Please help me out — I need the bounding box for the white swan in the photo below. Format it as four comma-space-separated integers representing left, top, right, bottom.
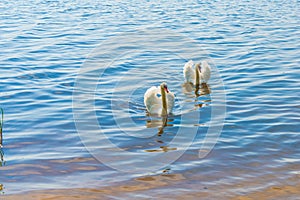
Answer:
183, 60, 211, 86
144, 82, 175, 115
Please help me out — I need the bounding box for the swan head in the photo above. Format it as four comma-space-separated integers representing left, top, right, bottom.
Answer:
195, 63, 201, 73
160, 82, 169, 93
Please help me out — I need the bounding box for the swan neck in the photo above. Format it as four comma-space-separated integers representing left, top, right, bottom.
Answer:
195, 66, 200, 87
161, 87, 168, 116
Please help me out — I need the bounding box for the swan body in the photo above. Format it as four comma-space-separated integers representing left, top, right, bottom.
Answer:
198, 60, 211, 84
183, 60, 211, 85
183, 60, 195, 84
144, 82, 175, 115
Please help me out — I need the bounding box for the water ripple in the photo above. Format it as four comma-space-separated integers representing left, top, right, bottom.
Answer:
0, 0, 299, 198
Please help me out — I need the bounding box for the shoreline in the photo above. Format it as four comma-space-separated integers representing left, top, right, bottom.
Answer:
3, 175, 300, 200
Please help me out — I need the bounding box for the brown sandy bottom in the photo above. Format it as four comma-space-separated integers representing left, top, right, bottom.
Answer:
2, 174, 300, 200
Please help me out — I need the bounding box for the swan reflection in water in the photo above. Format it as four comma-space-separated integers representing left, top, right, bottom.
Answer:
0, 148, 4, 167
182, 82, 211, 96
195, 83, 211, 97
145, 115, 173, 128
144, 115, 177, 152
182, 82, 211, 109
144, 146, 177, 153
145, 115, 173, 136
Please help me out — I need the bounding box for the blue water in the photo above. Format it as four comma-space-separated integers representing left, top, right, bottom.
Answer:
1, 0, 300, 199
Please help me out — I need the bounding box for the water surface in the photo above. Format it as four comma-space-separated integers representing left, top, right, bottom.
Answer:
1, 0, 300, 199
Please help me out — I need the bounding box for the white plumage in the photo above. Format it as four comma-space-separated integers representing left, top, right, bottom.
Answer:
183, 60, 211, 85
199, 60, 211, 84
144, 83, 175, 115
183, 60, 195, 84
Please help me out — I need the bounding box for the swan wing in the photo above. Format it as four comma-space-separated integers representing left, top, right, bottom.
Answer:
167, 92, 175, 114
201, 60, 211, 83
144, 86, 162, 114
183, 60, 195, 84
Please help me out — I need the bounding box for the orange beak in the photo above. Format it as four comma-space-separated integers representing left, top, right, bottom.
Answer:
164, 85, 169, 93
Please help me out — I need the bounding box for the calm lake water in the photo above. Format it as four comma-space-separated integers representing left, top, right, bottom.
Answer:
1, 0, 300, 199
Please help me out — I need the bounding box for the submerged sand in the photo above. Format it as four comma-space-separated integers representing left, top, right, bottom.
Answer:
3, 174, 300, 200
